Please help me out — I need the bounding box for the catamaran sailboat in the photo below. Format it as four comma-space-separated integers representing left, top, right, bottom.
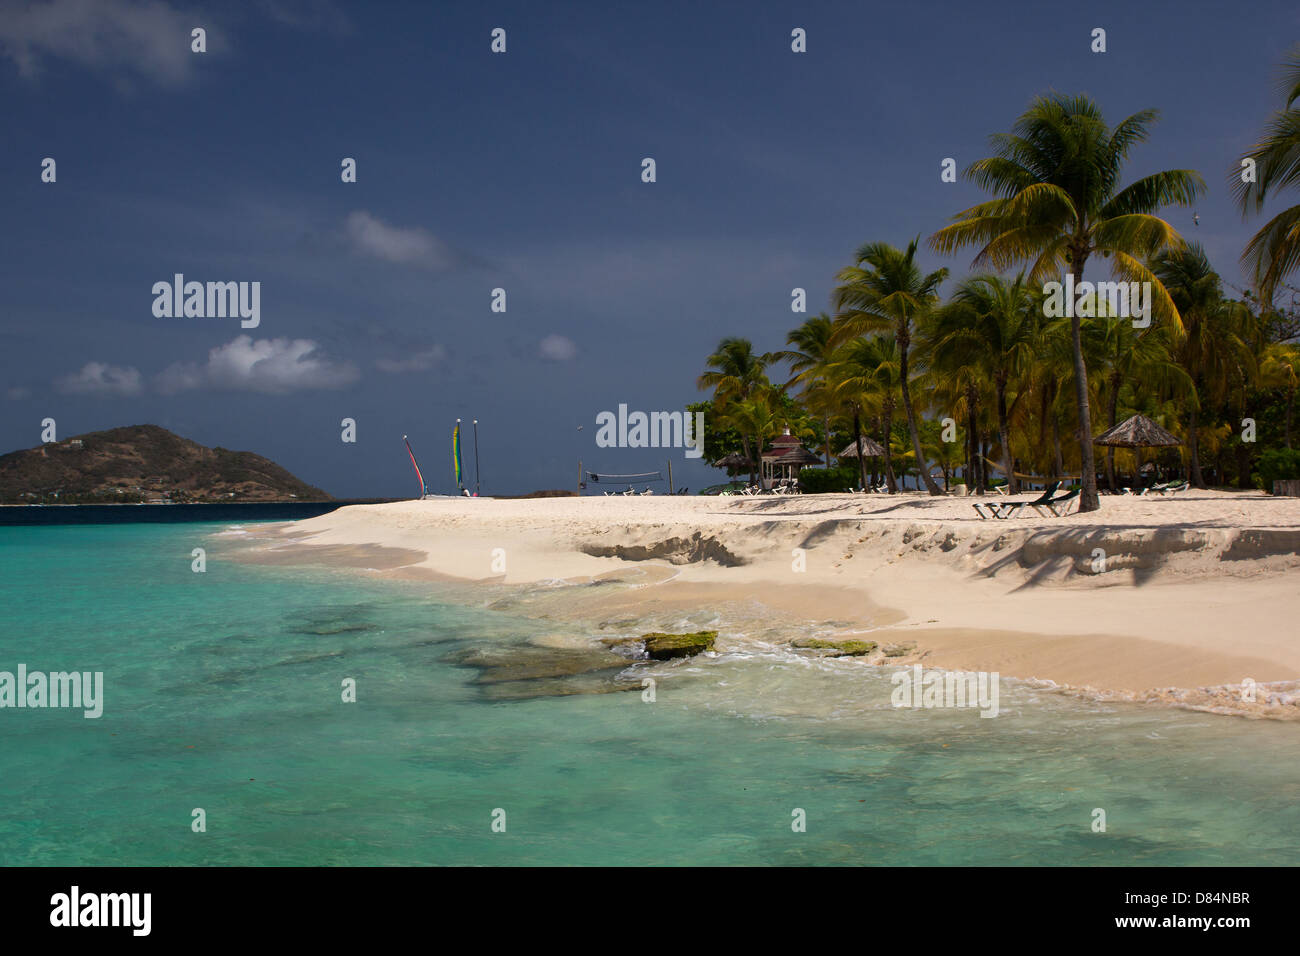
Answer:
403, 422, 487, 498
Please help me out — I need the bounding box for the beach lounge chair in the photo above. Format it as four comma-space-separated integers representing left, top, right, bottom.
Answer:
1030, 486, 1080, 517
1150, 480, 1188, 495
973, 481, 1060, 520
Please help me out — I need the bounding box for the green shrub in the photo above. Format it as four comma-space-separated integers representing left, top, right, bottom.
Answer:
796, 464, 863, 494
1255, 448, 1300, 491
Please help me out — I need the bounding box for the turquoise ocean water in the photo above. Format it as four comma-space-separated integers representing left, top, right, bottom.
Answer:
2, 517, 1298, 866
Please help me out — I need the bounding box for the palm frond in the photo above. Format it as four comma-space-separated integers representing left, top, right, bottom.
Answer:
1241, 203, 1300, 303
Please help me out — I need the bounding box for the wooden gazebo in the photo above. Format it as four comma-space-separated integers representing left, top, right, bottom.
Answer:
761, 429, 817, 487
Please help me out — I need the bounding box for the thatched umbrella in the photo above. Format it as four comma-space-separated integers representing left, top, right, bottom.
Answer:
776, 446, 822, 467
770, 445, 820, 488
837, 436, 886, 458
1094, 414, 1181, 449
1094, 414, 1181, 485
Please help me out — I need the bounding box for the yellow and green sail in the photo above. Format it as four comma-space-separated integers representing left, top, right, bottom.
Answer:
452, 422, 464, 491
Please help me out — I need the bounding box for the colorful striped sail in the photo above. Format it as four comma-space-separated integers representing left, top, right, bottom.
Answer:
453, 422, 464, 491
403, 435, 427, 497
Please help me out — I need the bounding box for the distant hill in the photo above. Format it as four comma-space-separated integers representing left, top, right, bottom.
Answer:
0, 425, 332, 504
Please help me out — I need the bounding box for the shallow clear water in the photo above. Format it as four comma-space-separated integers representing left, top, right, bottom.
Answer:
1, 520, 1297, 865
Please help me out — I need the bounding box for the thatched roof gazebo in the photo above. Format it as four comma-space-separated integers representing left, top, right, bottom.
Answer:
759, 428, 818, 486
1093, 414, 1181, 449
1094, 414, 1181, 487
837, 436, 886, 458
761, 430, 803, 461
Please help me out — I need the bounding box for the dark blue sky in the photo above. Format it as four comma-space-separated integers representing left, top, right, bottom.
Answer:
3, 0, 1296, 496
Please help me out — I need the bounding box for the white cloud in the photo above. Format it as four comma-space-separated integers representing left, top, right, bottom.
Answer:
375, 345, 446, 373
538, 334, 577, 361
156, 335, 359, 394
259, 0, 350, 33
345, 211, 457, 271
55, 361, 143, 396
0, 0, 211, 85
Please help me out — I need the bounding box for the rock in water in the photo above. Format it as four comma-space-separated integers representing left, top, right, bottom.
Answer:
791, 637, 877, 657
642, 631, 717, 660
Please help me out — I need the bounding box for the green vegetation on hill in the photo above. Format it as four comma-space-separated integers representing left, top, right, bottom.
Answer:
0, 424, 331, 504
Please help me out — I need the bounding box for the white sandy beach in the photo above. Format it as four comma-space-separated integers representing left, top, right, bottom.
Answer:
237, 489, 1300, 716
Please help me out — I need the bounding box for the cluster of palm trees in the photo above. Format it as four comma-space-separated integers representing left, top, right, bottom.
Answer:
697, 58, 1300, 513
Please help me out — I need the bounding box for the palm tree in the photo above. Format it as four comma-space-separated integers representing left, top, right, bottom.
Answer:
914, 321, 987, 494
922, 418, 962, 491
1236, 45, 1300, 304
697, 337, 770, 404
722, 389, 783, 486
1080, 296, 1190, 489
1152, 245, 1258, 487
832, 239, 948, 495
826, 334, 900, 492
1260, 343, 1300, 447
928, 273, 1040, 493
1030, 326, 1076, 480
697, 337, 771, 483
930, 93, 1205, 511
774, 313, 838, 466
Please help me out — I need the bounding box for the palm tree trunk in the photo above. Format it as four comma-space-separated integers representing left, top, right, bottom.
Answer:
967, 397, 980, 495
996, 377, 1016, 494
824, 416, 832, 468
1188, 404, 1206, 488
1105, 373, 1120, 491
1068, 255, 1100, 511
883, 402, 897, 493
1037, 384, 1052, 480
870, 415, 880, 487
1286, 387, 1295, 450
741, 435, 754, 487
1236, 388, 1252, 489
851, 407, 868, 492
898, 327, 943, 495
1052, 419, 1064, 478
